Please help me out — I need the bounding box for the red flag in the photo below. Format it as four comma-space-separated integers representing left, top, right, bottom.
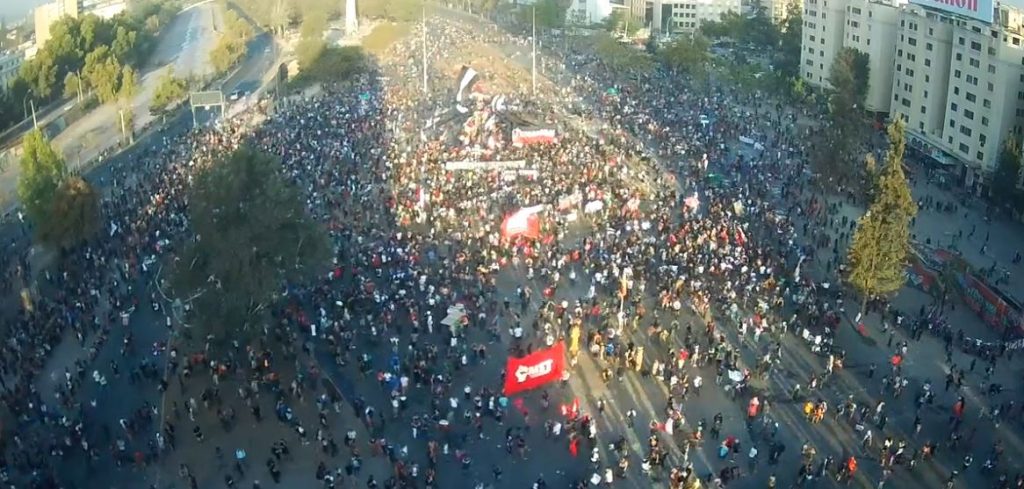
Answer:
503, 342, 566, 396
569, 437, 579, 457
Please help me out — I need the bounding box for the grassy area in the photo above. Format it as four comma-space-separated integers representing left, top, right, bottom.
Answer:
362, 23, 412, 55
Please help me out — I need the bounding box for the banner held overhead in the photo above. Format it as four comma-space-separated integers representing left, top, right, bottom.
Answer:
504, 341, 566, 395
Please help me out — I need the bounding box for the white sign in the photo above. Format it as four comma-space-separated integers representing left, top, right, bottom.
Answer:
514, 359, 554, 383
910, 0, 993, 23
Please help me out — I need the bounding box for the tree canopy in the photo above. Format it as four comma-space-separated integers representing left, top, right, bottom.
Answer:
210, 8, 255, 74
174, 147, 329, 341
991, 138, 1024, 213
590, 32, 654, 76
814, 47, 871, 183
18, 130, 67, 225
658, 35, 711, 75
517, 0, 569, 30
17, 130, 100, 249
150, 70, 188, 116
38, 176, 101, 249
847, 120, 918, 312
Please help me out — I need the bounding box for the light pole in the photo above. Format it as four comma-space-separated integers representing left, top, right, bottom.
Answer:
532, 5, 537, 96
422, 4, 428, 95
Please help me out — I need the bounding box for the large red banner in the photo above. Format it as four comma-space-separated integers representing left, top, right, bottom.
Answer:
504, 342, 565, 395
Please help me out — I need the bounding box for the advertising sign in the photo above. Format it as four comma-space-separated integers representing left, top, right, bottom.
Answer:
503, 342, 566, 395
910, 0, 993, 24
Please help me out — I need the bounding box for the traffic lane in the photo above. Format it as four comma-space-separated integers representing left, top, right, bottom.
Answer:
222, 33, 276, 97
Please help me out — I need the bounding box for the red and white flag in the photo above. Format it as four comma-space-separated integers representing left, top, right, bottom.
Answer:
501, 205, 545, 240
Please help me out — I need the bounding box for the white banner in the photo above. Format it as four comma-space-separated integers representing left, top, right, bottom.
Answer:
445, 160, 526, 171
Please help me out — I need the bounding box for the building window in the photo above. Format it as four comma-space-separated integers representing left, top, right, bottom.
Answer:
921, 106, 926, 114
960, 125, 972, 137
970, 40, 982, 51
966, 92, 976, 103
964, 109, 974, 119
949, 119, 956, 128
954, 69, 962, 78
951, 103, 958, 112
908, 37, 917, 46
983, 99, 991, 108
954, 87, 960, 95
982, 116, 989, 126
979, 135, 987, 147
924, 59, 931, 67
902, 98, 911, 107
977, 151, 984, 160
956, 53, 962, 61
926, 42, 933, 51
959, 142, 969, 154
969, 58, 979, 68
924, 90, 929, 98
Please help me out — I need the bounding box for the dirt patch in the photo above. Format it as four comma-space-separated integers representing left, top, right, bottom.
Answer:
435, 42, 555, 95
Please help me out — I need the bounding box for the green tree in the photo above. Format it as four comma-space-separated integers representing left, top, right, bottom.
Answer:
144, 14, 161, 34
17, 129, 67, 226
991, 137, 1023, 211
816, 47, 870, 182
84, 46, 123, 103
775, 4, 802, 79
847, 120, 918, 316
658, 35, 710, 75
603, 10, 639, 36
119, 65, 137, 100
517, 0, 569, 29
38, 176, 100, 249
63, 71, 85, 100
591, 32, 654, 76
150, 70, 188, 115
173, 147, 329, 341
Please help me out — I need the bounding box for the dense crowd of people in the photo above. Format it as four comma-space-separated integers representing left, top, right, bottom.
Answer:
0, 12, 1020, 489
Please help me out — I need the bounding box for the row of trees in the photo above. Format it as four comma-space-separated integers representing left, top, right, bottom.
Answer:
0, 0, 178, 131
992, 138, 1024, 214
210, 7, 255, 74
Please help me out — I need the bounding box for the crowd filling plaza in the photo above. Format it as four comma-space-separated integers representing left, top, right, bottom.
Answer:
0, 13, 1022, 489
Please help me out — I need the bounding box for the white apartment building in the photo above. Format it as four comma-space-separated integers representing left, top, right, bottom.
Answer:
652, 0, 742, 34
844, 0, 901, 111
801, 0, 849, 86
801, 0, 903, 112
763, 0, 804, 24
891, 2, 1024, 188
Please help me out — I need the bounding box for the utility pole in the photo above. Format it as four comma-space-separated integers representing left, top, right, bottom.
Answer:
76, 69, 84, 103
422, 4, 428, 95
532, 5, 537, 96
119, 108, 132, 145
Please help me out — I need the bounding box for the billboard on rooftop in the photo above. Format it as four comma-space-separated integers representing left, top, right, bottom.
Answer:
910, 0, 994, 24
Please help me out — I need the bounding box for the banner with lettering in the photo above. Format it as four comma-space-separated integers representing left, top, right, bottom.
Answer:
503, 342, 566, 395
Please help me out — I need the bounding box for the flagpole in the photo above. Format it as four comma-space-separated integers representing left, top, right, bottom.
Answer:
532, 5, 537, 96
422, 4, 428, 95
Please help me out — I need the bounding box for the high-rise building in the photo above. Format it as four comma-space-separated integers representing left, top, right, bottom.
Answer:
891, 2, 1024, 190
800, 0, 851, 86
844, 0, 902, 112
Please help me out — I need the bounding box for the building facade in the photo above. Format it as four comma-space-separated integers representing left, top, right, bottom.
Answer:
763, 0, 804, 24
0, 50, 24, 92
891, 2, 1024, 187
844, 0, 901, 111
652, 0, 742, 34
